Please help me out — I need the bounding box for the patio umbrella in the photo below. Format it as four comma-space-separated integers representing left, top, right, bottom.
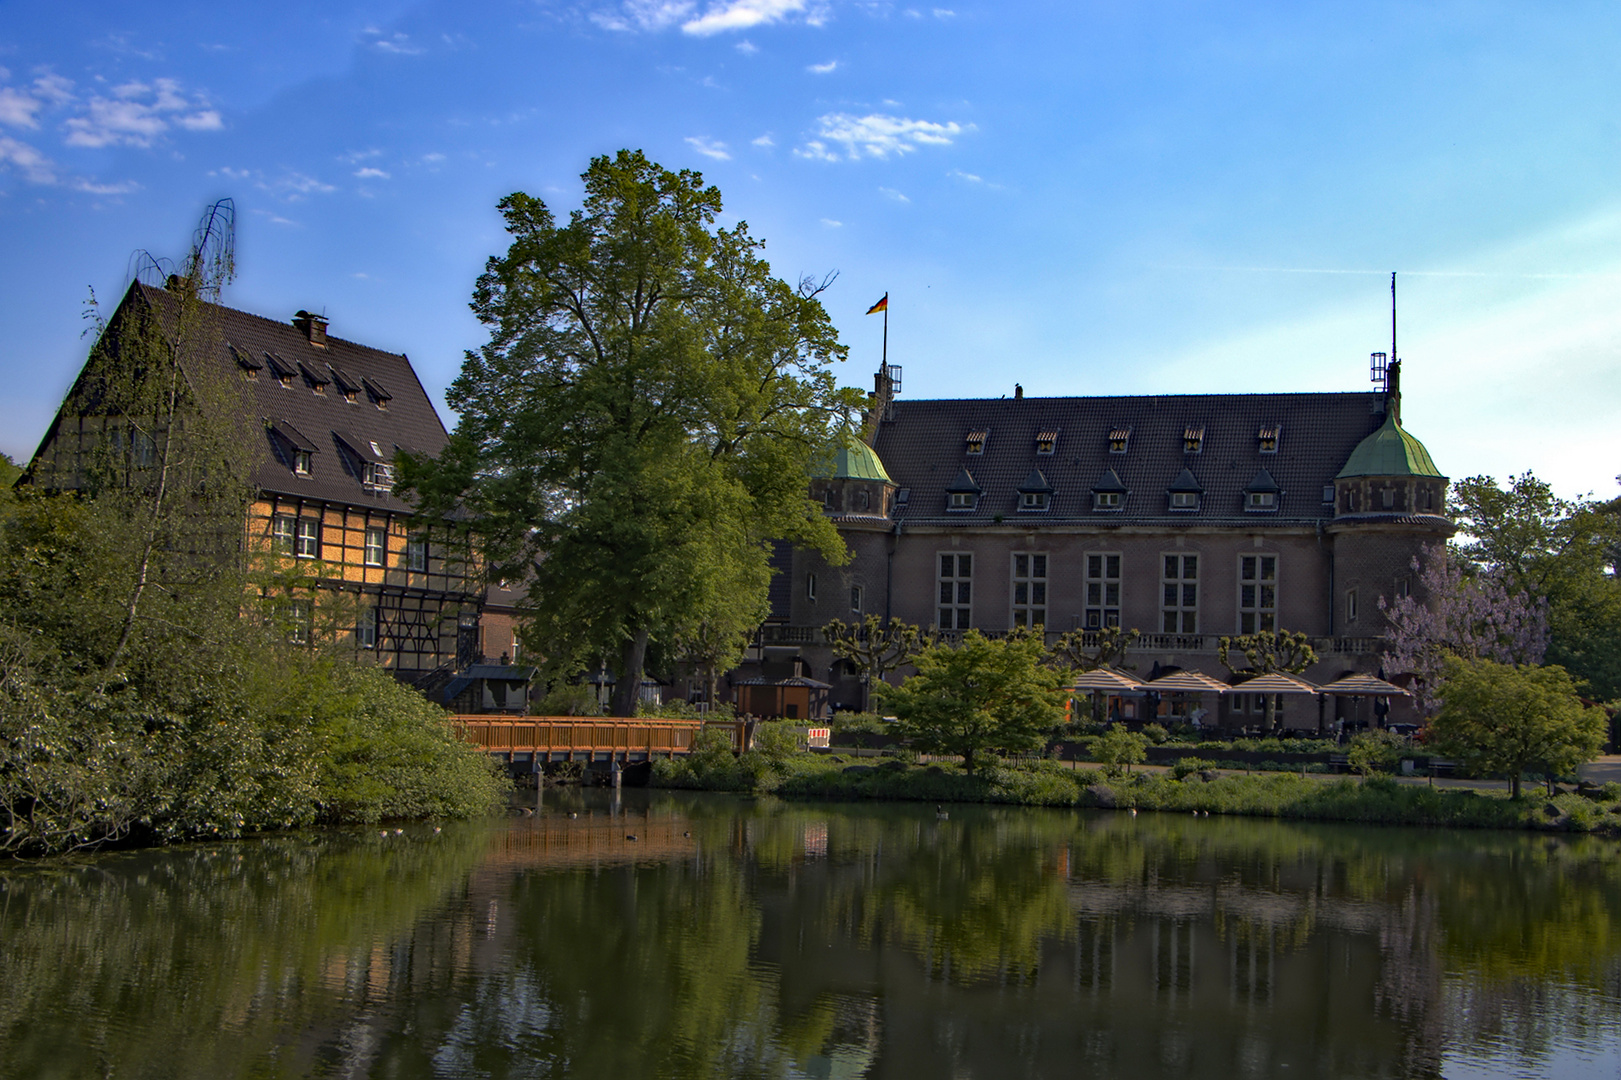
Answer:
1231, 672, 1320, 695
1139, 670, 1232, 694
1318, 673, 1410, 696
1068, 667, 1143, 725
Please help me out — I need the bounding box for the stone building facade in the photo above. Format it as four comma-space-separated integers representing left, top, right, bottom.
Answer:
741, 362, 1451, 730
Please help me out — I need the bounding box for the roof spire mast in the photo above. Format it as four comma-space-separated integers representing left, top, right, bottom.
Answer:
1391, 271, 1397, 366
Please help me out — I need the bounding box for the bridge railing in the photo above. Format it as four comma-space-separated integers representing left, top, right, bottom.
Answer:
449, 715, 707, 754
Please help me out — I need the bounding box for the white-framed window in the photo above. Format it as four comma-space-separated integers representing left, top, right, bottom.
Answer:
948, 491, 975, 511
1094, 490, 1122, 511
293, 450, 312, 476
1170, 491, 1198, 510
1085, 553, 1121, 629
288, 598, 312, 645
407, 537, 427, 572
357, 606, 377, 649
295, 518, 320, 559
1020, 491, 1050, 512
1345, 588, 1359, 625
363, 461, 395, 489
850, 584, 863, 613
1239, 554, 1278, 633
938, 553, 972, 630
1247, 491, 1276, 510
364, 526, 386, 567
806, 572, 817, 601
1011, 553, 1047, 628
1161, 554, 1198, 634
1395, 576, 1411, 600
271, 514, 296, 555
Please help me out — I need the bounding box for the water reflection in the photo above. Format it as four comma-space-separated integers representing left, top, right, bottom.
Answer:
2, 794, 1619, 1079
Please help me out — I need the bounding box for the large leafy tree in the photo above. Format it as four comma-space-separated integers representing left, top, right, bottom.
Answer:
1450, 472, 1621, 700
1429, 656, 1606, 798
405, 151, 862, 715
880, 630, 1068, 775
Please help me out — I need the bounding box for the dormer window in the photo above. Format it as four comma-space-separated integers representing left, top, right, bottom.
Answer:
265, 352, 297, 389
1095, 491, 1122, 510
231, 344, 262, 380
946, 467, 981, 512
1017, 468, 1053, 513
294, 451, 312, 476
1244, 467, 1281, 513
1259, 424, 1281, 453
1109, 427, 1131, 454
965, 430, 988, 455
1036, 431, 1058, 456
363, 461, 395, 489
1092, 468, 1128, 512
1183, 425, 1205, 454
362, 376, 392, 410
298, 361, 330, 395
329, 365, 363, 405
1167, 467, 1202, 513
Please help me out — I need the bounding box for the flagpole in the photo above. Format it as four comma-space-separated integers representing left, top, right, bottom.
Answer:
882, 299, 888, 374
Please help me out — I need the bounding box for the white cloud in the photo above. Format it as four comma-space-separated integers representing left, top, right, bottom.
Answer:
683, 0, 806, 35
72, 178, 140, 195
879, 186, 909, 202
948, 168, 981, 183
32, 74, 75, 106
593, 0, 695, 31
422, 152, 446, 163
685, 135, 731, 160
364, 29, 426, 55
0, 136, 56, 184
354, 167, 391, 179
752, 133, 775, 147
60, 76, 221, 148
798, 112, 971, 160
820, 217, 841, 227
257, 171, 336, 200
251, 208, 300, 227
0, 87, 43, 129
808, 59, 838, 74
735, 38, 758, 53
933, 7, 955, 16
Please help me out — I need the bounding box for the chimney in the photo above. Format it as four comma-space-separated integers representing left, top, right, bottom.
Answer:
1014, 383, 1023, 400
293, 310, 328, 349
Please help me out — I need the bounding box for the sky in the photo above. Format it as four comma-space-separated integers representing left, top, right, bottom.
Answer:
2, 1, 1619, 500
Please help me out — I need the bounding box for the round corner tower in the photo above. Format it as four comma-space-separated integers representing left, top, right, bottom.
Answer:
1325, 361, 1454, 637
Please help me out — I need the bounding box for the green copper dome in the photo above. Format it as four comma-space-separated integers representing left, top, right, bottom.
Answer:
813, 438, 892, 483
1336, 412, 1444, 479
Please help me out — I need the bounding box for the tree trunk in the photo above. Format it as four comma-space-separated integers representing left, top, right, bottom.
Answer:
611, 628, 651, 717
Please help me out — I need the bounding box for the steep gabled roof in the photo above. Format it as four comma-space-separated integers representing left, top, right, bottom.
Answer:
100, 282, 450, 512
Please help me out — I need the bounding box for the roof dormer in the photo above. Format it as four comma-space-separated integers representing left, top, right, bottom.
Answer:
965, 429, 988, 455
1035, 430, 1059, 455
946, 467, 981, 512
1245, 467, 1281, 512
1183, 425, 1205, 454
1092, 468, 1127, 512
1258, 423, 1281, 454
1167, 467, 1202, 512
1017, 467, 1053, 512
1109, 426, 1131, 454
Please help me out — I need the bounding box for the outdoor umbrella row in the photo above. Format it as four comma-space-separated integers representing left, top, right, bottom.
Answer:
1066, 667, 1410, 722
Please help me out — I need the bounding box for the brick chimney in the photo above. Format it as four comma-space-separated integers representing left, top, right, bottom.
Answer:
293, 310, 328, 349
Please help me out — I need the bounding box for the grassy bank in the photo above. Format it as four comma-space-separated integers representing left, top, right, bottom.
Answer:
652, 749, 1621, 834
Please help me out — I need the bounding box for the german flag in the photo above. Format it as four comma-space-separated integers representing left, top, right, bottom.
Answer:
865, 293, 888, 315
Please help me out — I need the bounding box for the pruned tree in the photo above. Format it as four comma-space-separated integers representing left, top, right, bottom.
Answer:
1218, 629, 1318, 732
401, 151, 865, 715
1379, 543, 1548, 717
822, 615, 926, 711
1050, 625, 1140, 673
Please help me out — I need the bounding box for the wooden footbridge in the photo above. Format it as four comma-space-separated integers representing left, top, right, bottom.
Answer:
450, 715, 743, 772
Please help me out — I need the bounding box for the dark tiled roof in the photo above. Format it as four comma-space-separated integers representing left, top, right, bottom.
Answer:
873, 391, 1391, 526
133, 283, 447, 512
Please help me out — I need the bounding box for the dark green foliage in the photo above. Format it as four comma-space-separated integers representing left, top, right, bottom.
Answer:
880, 629, 1068, 775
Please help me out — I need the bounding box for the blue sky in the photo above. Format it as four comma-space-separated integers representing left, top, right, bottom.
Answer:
3, 1, 1619, 499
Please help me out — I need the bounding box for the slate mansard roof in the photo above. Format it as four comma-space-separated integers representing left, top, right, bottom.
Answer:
871, 391, 1396, 526
61, 282, 451, 514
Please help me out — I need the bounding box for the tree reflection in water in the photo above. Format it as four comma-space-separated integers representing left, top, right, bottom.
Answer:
2, 791, 1619, 1079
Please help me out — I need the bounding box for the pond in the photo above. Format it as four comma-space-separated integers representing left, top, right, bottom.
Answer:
2, 790, 1618, 1079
